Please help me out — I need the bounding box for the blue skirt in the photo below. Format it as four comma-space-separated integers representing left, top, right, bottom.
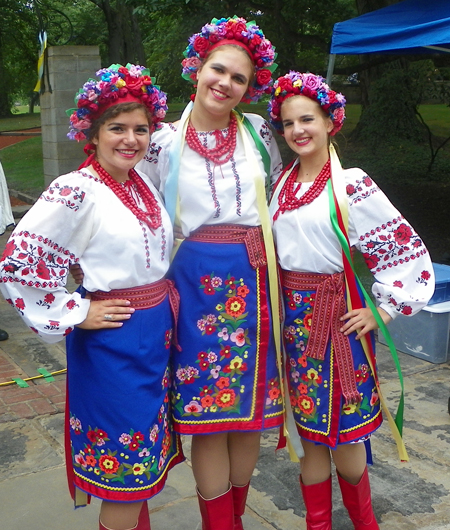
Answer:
169, 234, 284, 434
282, 273, 382, 448
65, 297, 184, 502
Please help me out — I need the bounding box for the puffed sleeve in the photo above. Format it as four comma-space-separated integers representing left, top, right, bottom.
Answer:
136, 122, 172, 195
346, 168, 435, 319
0, 171, 94, 343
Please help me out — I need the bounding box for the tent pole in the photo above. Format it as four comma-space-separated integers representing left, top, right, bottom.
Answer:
326, 54, 336, 85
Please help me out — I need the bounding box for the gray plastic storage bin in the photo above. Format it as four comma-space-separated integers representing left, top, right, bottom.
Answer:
378, 301, 450, 364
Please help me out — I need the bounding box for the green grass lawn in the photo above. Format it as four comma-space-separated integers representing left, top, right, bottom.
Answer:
0, 137, 44, 197
0, 111, 41, 133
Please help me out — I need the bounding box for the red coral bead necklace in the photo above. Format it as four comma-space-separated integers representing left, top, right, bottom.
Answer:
92, 160, 162, 230
273, 159, 331, 221
186, 113, 237, 165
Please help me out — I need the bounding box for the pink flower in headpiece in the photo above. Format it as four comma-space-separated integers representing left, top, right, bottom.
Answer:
128, 64, 144, 77
86, 89, 97, 101
148, 90, 161, 104
332, 108, 345, 129
155, 108, 166, 119
302, 74, 322, 91
182, 57, 202, 70
70, 115, 91, 130
257, 40, 275, 62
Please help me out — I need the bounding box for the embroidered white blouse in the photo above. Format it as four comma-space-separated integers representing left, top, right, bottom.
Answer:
0, 168, 172, 343
269, 164, 434, 319
136, 113, 283, 237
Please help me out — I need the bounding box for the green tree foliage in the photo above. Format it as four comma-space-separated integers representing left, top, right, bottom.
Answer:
0, 1, 37, 117
343, 1, 450, 178
137, 0, 356, 100
0, 0, 357, 112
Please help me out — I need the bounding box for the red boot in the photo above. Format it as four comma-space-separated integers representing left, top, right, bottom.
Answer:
338, 467, 379, 529
99, 501, 151, 530
197, 484, 234, 530
232, 482, 250, 530
300, 475, 332, 530
137, 501, 151, 530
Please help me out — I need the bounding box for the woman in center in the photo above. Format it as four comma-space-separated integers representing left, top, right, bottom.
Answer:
137, 16, 284, 530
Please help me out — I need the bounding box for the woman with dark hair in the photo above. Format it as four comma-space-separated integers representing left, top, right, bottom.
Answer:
0, 64, 184, 530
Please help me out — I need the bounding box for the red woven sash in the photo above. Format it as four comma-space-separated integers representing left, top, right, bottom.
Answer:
91, 279, 180, 349
282, 269, 361, 405
188, 224, 267, 269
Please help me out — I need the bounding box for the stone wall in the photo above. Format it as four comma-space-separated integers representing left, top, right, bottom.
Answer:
40, 46, 101, 187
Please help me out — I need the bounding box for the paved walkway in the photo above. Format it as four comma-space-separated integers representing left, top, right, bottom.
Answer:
0, 128, 41, 150
1, 208, 450, 529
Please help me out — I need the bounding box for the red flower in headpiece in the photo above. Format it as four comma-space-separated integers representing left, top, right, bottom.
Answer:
277, 77, 293, 92
77, 99, 98, 113
256, 69, 272, 87
194, 36, 210, 55
125, 74, 144, 92
249, 35, 262, 49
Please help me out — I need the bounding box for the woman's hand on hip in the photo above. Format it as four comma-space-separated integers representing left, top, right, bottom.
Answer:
70, 264, 85, 285
77, 299, 135, 330
339, 307, 391, 340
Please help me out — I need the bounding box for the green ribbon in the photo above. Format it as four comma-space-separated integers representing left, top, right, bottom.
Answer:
327, 179, 405, 436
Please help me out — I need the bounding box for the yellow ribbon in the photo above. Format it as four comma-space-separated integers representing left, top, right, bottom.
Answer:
33, 31, 47, 93
236, 113, 303, 462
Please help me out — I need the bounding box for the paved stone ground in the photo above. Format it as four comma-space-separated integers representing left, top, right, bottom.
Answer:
1, 215, 450, 529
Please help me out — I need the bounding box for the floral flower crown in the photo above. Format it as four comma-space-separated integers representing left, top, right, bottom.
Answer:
181, 16, 277, 103
268, 71, 346, 135
66, 63, 168, 142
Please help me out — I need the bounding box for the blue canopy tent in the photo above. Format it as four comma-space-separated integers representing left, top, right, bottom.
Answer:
327, 0, 450, 84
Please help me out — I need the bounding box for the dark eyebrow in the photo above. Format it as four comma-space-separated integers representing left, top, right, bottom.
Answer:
282, 113, 314, 124
108, 122, 149, 128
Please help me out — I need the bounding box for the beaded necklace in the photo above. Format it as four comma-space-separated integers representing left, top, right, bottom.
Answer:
273, 159, 331, 221
185, 113, 237, 165
92, 160, 162, 230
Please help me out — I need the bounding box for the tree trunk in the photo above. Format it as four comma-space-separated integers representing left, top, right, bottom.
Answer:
94, 0, 146, 65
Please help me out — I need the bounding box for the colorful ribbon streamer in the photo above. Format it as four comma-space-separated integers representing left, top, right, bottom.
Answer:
327, 145, 408, 461
34, 30, 48, 93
